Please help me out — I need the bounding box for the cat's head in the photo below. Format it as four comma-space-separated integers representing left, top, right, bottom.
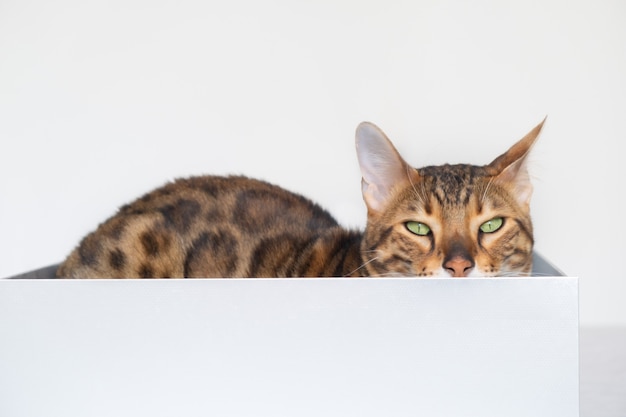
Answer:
355, 119, 544, 278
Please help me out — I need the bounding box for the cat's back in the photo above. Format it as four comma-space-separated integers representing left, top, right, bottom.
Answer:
56, 175, 344, 278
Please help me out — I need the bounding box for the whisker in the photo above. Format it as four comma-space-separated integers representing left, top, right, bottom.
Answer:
497, 270, 534, 278
366, 272, 407, 278
344, 255, 380, 277
406, 165, 426, 206
529, 272, 561, 277
481, 177, 495, 204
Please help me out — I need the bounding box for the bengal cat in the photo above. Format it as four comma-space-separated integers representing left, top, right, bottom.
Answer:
56, 120, 545, 278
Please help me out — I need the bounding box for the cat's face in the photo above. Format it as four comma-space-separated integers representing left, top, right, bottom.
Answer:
356, 120, 544, 278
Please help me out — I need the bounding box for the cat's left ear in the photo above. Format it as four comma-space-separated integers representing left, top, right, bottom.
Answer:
488, 117, 546, 207
355, 122, 418, 213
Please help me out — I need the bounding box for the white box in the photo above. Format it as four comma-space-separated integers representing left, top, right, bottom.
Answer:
0, 254, 578, 417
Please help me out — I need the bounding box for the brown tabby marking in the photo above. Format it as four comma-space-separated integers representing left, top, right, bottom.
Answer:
56, 120, 544, 278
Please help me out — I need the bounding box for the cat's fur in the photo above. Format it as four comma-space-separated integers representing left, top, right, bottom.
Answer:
56, 120, 544, 279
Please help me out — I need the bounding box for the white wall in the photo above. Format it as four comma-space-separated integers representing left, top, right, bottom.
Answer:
1, 0, 624, 326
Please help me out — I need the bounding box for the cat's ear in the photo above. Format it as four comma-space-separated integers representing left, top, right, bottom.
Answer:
488, 117, 546, 207
355, 122, 418, 213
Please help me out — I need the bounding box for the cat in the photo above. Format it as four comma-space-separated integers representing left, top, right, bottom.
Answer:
56, 119, 545, 279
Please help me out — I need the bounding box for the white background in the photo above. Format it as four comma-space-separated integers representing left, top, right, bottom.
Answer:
0, 0, 624, 326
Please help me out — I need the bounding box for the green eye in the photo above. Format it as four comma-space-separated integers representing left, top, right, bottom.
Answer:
480, 217, 504, 233
406, 221, 431, 236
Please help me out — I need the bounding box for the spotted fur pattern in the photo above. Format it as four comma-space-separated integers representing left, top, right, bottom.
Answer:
56, 120, 544, 278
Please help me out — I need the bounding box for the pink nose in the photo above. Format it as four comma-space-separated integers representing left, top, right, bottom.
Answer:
444, 256, 474, 277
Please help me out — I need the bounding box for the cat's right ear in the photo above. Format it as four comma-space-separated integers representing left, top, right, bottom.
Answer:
355, 122, 418, 213
487, 118, 546, 208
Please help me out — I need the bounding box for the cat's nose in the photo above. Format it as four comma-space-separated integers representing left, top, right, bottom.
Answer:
443, 256, 475, 277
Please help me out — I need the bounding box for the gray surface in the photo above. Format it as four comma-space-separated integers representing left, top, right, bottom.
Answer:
580, 327, 626, 417
6, 263, 59, 279
0, 278, 578, 417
